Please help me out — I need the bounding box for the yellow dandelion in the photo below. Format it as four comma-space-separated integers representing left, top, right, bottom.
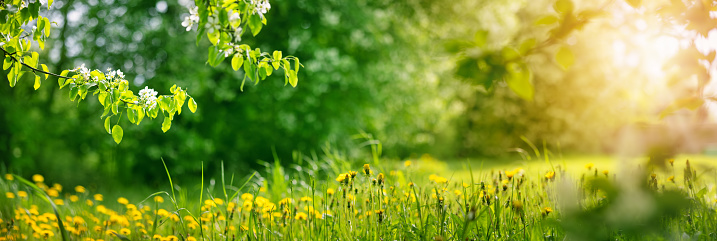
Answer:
154, 196, 164, 203
505, 170, 516, 179
119, 228, 131, 235
585, 163, 594, 170
54, 199, 64, 206
46, 189, 59, 197
5, 174, 13, 180
241, 193, 254, 201
335, 173, 350, 184
117, 197, 129, 205
377, 173, 385, 185
668, 176, 675, 183
86, 200, 94, 206
94, 194, 103, 201
32, 174, 44, 183
363, 164, 371, 176
5, 192, 15, 199
602, 170, 609, 177
52, 183, 62, 192
404, 160, 412, 167
39, 230, 54, 239
295, 212, 308, 220
545, 171, 555, 180
75, 186, 86, 193
70, 195, 79, 202
326, 188, 335, 195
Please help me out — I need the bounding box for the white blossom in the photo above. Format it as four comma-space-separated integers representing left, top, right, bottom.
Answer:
224, 48, 234, 58
228, 11, 241, 24
205, 15, 220, 33
139, 86, 158, 110
73, 64, 91, 80
181, 6, 199, 31
233, 27, 242, 42
250, 0, 271, 20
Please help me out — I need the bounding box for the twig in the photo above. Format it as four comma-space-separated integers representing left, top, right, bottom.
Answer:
1, 46, 72, 79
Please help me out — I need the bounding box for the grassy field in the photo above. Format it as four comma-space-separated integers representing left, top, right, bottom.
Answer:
1, 154, 717, 240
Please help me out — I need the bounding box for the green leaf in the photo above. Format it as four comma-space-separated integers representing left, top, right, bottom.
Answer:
104, 117, 112, 134
70, 86, 80, 101
555, 46, 575, 70
554, 0, 574, 14
101, 105, 112, 118
243, 57, 254, 83
501, 47, 521, 61
3, 57, 11, 70
231, 55, 244, 71
505, 62, 534, 101
188, 97, 197, 113
41, 64, 49, 80
248, 14, 263, 36
473, 30, 488, 47
294, 58, 301, 74
29, 2, 41, 19
288, 69, 298, 87
207, 30, 220, 46
111, 125, 123, 144
127, 108, 137, 124
696, 187, 707, 197
112, 102, 119, 114
98, 92, 108, 107
43, 17, 51, 36
136, 107, 145, 125
7, 64, 17, 87
273, 51, 282, 62
535, 15, 559, 25
34, 75, 41, 90
161, 115, 172, 133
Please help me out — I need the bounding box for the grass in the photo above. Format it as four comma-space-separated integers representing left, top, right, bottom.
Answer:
1, 153, 717, 240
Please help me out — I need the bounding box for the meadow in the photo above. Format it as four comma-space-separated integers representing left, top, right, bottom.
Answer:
2, 152, 716, 241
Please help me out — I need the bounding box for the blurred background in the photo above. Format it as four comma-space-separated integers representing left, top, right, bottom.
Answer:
1, 0, 716, 187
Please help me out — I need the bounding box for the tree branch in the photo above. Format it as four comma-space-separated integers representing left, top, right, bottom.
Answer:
1, 47, 73, 79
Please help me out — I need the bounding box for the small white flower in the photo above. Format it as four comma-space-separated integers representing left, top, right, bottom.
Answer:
233, 27, 242, 42
224, 48, 234, 58
182, 17, 194, 31
229, 11, 241, 24
116, 69, 125, 79
205, 15, 220, 33
139, 86, 159, 110
251, 0, 271, 20
74, 64, 91, 80
181, 6, 200, 31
